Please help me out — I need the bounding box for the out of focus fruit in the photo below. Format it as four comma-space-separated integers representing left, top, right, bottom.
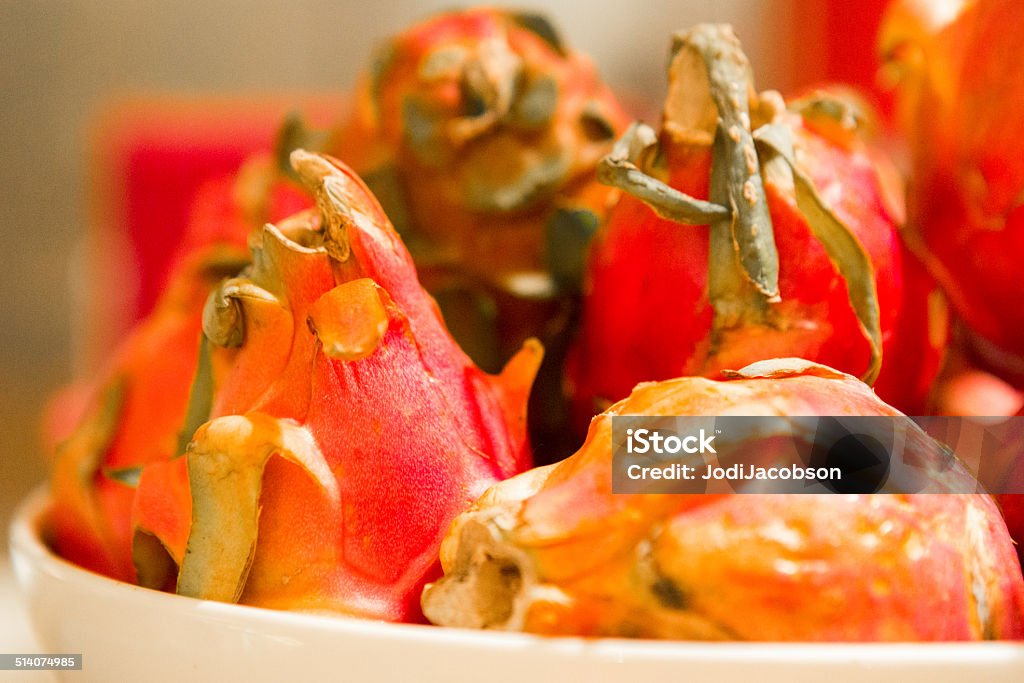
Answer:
881, 0, 1024, 384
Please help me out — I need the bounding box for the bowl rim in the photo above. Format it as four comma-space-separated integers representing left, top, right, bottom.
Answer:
9, 485, 1024, 664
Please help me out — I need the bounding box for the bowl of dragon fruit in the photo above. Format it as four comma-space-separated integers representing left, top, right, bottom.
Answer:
11, 3, 1024, 682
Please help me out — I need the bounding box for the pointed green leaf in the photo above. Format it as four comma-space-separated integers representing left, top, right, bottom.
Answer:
545, 207, 600, 291
754, 123, 883, 384
175, 334, 215, 456
102, 464, 143, 488
676, 24, 779, 300
597, 122, 730, 224
511, 12, 566, 56
274, 111, 329, 181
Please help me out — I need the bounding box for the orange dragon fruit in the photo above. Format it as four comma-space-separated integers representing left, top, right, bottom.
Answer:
337, 7, 628, 307
47, 92, 386, 585
46, 143, 313, 583
568, 24, 944, 425
48, 246, 249, 583
880, 0, 1024, 384
423, 359, 1024, 641
130, 151, 541, 622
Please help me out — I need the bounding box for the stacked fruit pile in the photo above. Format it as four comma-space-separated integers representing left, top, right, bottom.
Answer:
44, 4, 1024, 640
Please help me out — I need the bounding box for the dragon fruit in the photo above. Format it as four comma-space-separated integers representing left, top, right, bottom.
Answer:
423, 358, 1024, 640
568, 24, 944, 425
46, 144, 315, 583
130, 151, 541, 622
336, 7, 628, 303
332, 9, 629, 458
49, 243, 249, 582
880, 0, 1024, 384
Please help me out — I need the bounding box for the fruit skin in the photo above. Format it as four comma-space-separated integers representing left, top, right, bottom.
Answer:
998, 490, 1024, 568
48, 243, 249, 582
569, 25, 943, 425
995, 406, 1024, 569
870, 239, 948, 413
931, 355, 1024, 570
934, 357, 1023, 418
423, 359, 1024, 641
333, 8, 630, 462
132, 152, 541, 623
46, 155, 308, 583
881, 0, 1024, 383
336, 7, 628, 296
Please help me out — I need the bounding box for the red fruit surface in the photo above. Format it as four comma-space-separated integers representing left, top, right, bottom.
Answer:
425, 358, 1024, 640
132, 152, 541, 622
47, 157, 307, 582
881, 0, 1024, 382
570, 26, 942, 424
336, 7, 629, 288
996, 406, 1024, 568
49, 243, 248, 581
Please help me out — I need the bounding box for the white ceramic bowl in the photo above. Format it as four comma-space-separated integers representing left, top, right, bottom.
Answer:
9, 488, 1024, 683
